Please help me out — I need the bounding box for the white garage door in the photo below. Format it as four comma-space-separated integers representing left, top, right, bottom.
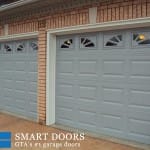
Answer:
55, 29, 150, 144
0, 39, 38, 120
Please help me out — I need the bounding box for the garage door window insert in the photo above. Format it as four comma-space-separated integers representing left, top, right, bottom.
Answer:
4, 44, 12, 53
104, 34, 123, 47
60, 39, 73, 48
80, 36, 96, 48
31, 42, 38, 51
16, 43, 25, 52
132, 33, 150, 46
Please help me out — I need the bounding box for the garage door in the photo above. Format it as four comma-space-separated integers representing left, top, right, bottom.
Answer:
0, 39, 38, 120
55, 29, 150, 144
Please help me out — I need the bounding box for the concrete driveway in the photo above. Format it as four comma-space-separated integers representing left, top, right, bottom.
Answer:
0, 113, 148, 150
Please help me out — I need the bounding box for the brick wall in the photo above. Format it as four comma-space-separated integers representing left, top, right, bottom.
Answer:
97, 0, 150, 22
8, 20, 38, 35
46, 8, 89, 29
0, 0, 150, 124
38, 20, 47, 124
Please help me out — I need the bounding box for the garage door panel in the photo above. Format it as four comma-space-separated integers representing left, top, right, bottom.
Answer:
29, 103, 37, 111
103, 87, 124, 104
56, 107, 74, 121
12, 56, 26, 61
3, 80, 14, 89
13, 72, 27, 80
56, 96, 75, 108
102, 114, 124, 131
127, 132, 150, 144
103, 60, 125, 76
13, 90, 26, 98
27, 72, 37, 82
57, 83, 74, 98
128, 106, 150, 122
79, 60, 98, 77
29, 92, 37, 101
1, 71, 13, 80
28, 62, 37, 72
78, 111, 96, 127
77, 51, 99, 58
28, 82, 37, 93
14, 108, 25, 115
15, 62, 26, 71
79, 85, 97, 101
77, 101, 97, 113
56, 50, 75, 56
102, 128, 125, 139
130, 60, 150, 76
3, 88, 13, 97
128, 119, 150, 136
14, 81, 26, 91
101, 102, 124, 117
15, 99, 25, 107
56, 60, 74, 75
129, 59, 150, 83
129, 90, 150, 107
0, 39, 38, 120
56, 118, 75, 127
78, 123, 96, 132
2, 62, 15, 70
56, 97, 75, 110
56, 30, 150, 144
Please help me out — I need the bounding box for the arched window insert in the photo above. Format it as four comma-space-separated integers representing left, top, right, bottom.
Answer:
4, 44, 12, 52
133, 33, 150, 45
105, 35, 123, 47
31, 42, 38, 51
16, 44, 24, 52
80, 38, 95, 48
61, 39, 73, 48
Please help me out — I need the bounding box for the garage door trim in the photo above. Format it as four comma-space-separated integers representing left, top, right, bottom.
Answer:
46, 17, 150, 125
0, 31, 38, 42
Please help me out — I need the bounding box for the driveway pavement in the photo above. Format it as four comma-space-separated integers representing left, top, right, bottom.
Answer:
0, 113, 148, 150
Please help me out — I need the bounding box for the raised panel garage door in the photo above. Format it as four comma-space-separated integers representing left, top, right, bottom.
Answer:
56, 29, 150, 144
0, 39, 38, 120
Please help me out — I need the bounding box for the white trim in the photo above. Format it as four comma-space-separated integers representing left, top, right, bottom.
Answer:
4, 24, 8, 36
0, 0, 40, 12
47, 17, 150, 34
46, 33, 56, 125
46, 17, 150, 125
0, 32, 38, 42
89, 7, 97, 24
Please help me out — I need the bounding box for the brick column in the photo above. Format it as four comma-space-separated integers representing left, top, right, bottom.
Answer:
38, 19, 47, 124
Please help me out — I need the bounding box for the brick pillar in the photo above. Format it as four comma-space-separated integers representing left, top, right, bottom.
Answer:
38, 19, 47, 124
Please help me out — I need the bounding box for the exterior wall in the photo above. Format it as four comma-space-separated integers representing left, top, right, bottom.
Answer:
97, 0, 150, 22
0, 0, 150, 124
46, 8, 89, 29
8, 20, 38, 35
38, 20, 47, 124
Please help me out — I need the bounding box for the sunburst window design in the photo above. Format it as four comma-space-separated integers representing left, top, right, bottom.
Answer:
105, 35, 123, 47
133, 33, 150, 46
31, 42, 38, 51
4, 44, 12, 52
17, 44, 24, 52
61, 39, 73, 48
80, 38, 95, 48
